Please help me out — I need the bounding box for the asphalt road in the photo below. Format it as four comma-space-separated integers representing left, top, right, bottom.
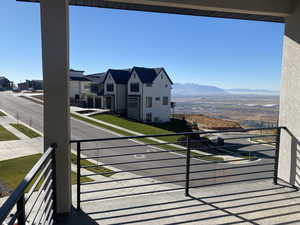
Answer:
0, 92, 277, 197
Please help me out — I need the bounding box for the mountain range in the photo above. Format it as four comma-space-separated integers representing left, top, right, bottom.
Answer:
172, 83, 279, 97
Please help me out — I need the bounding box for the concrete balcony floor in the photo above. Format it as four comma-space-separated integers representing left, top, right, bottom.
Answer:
56, 179, 300, 225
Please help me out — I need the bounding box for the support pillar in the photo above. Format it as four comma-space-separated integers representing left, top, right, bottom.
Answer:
278, 0, 300, 187
40, 0, 71, 214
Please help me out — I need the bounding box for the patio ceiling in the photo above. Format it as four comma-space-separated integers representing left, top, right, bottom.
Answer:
17, 0, 292, 23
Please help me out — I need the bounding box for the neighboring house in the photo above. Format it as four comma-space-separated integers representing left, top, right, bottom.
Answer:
86, 73, 106, 108
0, 76, 12, 90
127, 67, 173, 123
18, 80, 43, 91
103, 69, 131, 114
69, 69, 95, 107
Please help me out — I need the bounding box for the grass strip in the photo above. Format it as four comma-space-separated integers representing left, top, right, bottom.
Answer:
90, 114, 183, 143
0, 154, 92, 196
10, 123, 41, 138
71, 153, 116, 177
0, 125, 19, 141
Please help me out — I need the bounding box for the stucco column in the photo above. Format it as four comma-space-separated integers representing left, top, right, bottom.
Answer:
278, 0, 300, 187
40, 0, 71, 214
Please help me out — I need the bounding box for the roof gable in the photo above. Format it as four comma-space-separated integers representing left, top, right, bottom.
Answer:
104, 69, 131, 84
131, 67, 173, 84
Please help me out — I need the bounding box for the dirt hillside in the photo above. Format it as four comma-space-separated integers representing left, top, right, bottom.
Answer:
176, 114, 242, 130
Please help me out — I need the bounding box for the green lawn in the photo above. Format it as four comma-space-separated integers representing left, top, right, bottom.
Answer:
90, 114, 184, 143
71, 153, 116, 177
10, 123, 41, 138
0, 111, 6, 116
0, 154, 92, 195
0, 125, 19, 141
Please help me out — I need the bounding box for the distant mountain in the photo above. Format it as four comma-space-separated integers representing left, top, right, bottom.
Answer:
226, 88, 279, 95
172, 83, 228, 96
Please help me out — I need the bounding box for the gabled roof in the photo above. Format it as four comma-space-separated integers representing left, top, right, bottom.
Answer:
70, 76, 90, 81
86, 73, 106, 84
132, 67, 173, 85
105, 69, 131, 84
0, 76, 9, 81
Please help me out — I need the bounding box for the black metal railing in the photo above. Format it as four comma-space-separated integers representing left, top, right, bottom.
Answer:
71, 127, 283, 210
0, 144, 57, 225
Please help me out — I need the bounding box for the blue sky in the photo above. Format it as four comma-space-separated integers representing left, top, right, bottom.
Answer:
1, 0, 284, 90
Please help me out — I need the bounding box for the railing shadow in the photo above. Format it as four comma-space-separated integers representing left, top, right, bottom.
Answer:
78, 182, 300, 225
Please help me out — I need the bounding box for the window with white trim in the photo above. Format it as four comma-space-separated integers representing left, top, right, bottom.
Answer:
146, 113, 152, 122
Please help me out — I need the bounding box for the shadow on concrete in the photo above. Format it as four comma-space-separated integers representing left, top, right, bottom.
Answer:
75, 181, 300, 225
55, 207, 98, 225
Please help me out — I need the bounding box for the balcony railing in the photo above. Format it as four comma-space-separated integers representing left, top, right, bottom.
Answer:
71, 127, 288, 211
0, 144, 57, 225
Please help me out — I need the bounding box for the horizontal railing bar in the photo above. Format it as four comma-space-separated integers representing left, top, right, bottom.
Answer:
30, 188, 53, 225
82, 187, 185, 202
70, 127, 282, 143
26, 177, 53, 221
80, 141, 180, 152
190, 176, 273, 189
196, 142, 276, 152
25, 168, 52, 214
81, 157, 258, 177
81, 175, 275, 202
45, 210, 54, 225
0, 146, 54, 224
222, 134, 277, 141
38, 199, 53, 225
81, 169, 274, 194
81, 164, 187, 177
26, 159, 52, 203
81, 148, 185, 160
81, 156, 185, 168
7, 211, 19, 225
81, 162, 274, 186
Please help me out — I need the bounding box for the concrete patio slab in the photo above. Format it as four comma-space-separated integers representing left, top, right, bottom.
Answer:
65, 179, 300, 225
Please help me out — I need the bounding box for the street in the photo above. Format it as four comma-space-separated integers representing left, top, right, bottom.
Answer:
0, 92, 276, 191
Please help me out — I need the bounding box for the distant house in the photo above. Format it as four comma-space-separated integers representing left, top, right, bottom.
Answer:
86, 73, 106, 108
0, 76, 12, 90
103, 69, 131, 114
18, 80, 43, 91
69, 69, 95, 107
127, 67, 173, 123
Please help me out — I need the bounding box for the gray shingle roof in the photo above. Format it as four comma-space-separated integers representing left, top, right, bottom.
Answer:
106, 69, 131, 84
132, 67, 173, 84
86, 73, 106, 84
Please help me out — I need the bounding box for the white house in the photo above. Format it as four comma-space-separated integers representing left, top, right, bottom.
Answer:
69, 69, 95, 107
103, 69, 131, 114
127, 67, 173, 123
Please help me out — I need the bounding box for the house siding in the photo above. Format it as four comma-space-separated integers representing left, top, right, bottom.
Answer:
142, 70, 171, 122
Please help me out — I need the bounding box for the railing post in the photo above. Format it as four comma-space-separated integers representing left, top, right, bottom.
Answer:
17, 194, 26, 225
77, 142, 81, 210
273, 127, 281, 185
51, 144, 57, 220
185, 134, 191, 197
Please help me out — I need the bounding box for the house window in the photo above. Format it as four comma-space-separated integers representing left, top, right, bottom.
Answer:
146, 97, 152, 108
146, 83, 152, 87
163, 96, 169, 105
84, 84, 90, 90
146, 113, 152, 122
130, 83, 139, 92
106, 83, 114, 92
155, 97, 160, 101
